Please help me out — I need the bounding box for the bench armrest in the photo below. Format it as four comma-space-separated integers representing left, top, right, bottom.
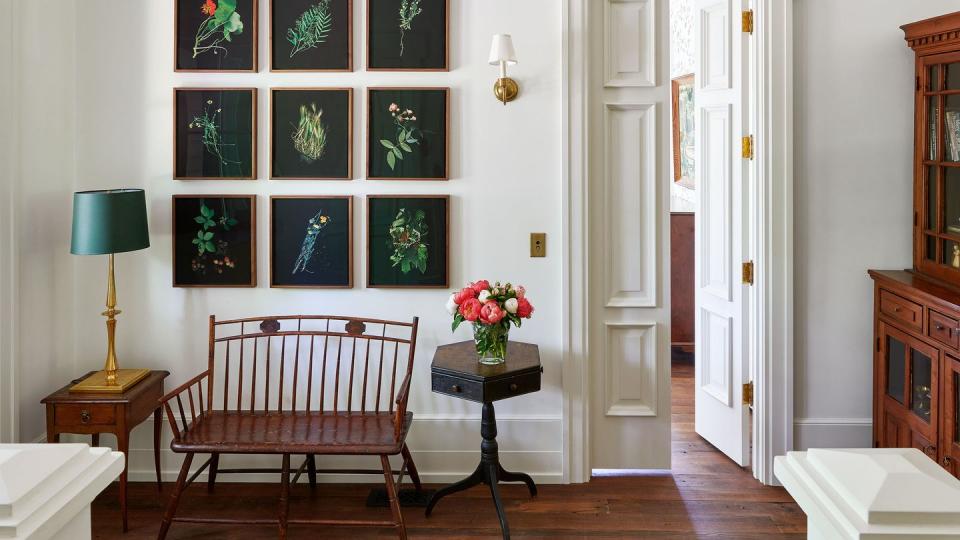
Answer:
159, 370, 210, 441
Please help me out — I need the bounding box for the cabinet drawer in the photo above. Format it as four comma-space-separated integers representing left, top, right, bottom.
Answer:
54, 404, 116, 426
929, 310, 960, 349
879, 289, 923, 331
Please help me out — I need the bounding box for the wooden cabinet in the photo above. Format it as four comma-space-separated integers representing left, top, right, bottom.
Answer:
868, 11, 960, 476
870, 270, 960, 473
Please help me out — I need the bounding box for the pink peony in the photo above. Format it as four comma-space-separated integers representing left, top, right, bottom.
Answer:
479, 301, 506, 325
453, 287, 476, 305
514, 285, 526, 299
471, 279, 491, 294
459, 298, 482, 322
516, 297, 534, 318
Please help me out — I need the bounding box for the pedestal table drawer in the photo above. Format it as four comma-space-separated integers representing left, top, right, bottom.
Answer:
879, 290, 923, 331
929, 310, 960, 349
55, 404, 116, 426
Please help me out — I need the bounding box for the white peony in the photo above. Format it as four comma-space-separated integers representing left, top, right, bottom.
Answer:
478, 290, 491, 303
505, 298, 519, 314
445, 293, 459, 315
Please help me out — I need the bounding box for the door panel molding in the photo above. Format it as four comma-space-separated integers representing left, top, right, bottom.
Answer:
604, 0, 657, 87
604, 322, 658, 416
699, 307, 732, 406
604, 103, 658, 308
698, 103, 733, 302
698, 0, 731, 91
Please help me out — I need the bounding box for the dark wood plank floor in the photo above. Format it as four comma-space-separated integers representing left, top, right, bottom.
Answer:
91, 363, 805, 539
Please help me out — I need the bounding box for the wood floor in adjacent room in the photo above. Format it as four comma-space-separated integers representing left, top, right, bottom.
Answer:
91, 363, 805, 539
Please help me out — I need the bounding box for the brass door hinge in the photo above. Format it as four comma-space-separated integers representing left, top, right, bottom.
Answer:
742, 10, 754, 34
742, 135, 754, 160
742, 260, 754, 285
742, 381, 754, 406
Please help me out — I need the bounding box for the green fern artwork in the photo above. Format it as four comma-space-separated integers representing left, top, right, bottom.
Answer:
287, 0, 333, 58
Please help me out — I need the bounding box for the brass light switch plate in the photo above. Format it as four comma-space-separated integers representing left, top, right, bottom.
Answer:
530, 233, 546, 257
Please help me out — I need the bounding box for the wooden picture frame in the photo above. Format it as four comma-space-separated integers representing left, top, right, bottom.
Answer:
366, 87, 449, 180
270, 88, 353, 180
175, 0, 259, 72
671, 74, 695, 186
174, 88, 258, 180
172, 195, 257, 288
270, 0, 353, 72
270, 196, 353, 288
366, 0, 449, 71
366, 195, 449, 288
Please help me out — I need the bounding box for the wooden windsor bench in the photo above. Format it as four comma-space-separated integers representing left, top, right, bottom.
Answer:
157, 314, 422, 540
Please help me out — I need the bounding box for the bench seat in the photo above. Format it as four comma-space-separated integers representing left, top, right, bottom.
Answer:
171, 411, 414, 455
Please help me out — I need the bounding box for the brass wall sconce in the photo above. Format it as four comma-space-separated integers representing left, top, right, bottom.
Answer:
489, 34, 518, 105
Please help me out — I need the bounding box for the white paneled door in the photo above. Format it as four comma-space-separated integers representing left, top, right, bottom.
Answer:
693, 0, 750, 467
589, 0, 672, 470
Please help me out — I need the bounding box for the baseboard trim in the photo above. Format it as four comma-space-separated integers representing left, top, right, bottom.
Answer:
793, 417, 872, 450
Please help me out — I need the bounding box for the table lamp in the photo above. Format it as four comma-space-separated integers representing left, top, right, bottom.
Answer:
69, 189, 151, 393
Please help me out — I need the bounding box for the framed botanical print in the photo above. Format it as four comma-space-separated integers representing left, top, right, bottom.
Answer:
173, 195, 257, 287
270, 196, 353, 288
367, 0, 448, 71
271, 88, 353, 179
367, 195, 448, 288
671, 74, 695, 188
175, 88, 258, 180
367, 87, 448, 180
270, 0, 353, 71
175, 0, 258, 71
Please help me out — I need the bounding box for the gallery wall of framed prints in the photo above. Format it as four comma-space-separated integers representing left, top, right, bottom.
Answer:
170, 0, 453, 289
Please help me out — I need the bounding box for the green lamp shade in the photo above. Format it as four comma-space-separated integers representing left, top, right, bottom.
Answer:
70, 189, 150, 255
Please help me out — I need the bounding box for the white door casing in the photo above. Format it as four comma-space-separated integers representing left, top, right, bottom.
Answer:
588, 0, 672, 470
694, 0, 750, 467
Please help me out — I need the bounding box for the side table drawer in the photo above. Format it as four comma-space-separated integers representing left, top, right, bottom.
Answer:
929, 310, 960, 349
486, 371, 541, 401
433, 373, 483, 402
55, 404, 116, 426
879, 289, 923, 331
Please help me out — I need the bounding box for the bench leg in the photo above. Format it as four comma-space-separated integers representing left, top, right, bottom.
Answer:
401, 444, 422, 492
306, 454, 317, 489
279, 454, 291, 540
207, 453, 220, 493
381, 455, 407, 540
158, 452, 193, 540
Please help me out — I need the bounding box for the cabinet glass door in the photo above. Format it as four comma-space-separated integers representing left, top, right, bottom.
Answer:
887, 334, 907, 405
911, 349, 933, 421
941, 355, 960, 477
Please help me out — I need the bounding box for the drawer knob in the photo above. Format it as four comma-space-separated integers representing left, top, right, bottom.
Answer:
925, 444, 937, 456
80, 410, 91, 424
509, 383, 519, 392
451, 385, 462, 393
937, 323, 945, 331
894, 307, 902, 312
944, 456, 953, 467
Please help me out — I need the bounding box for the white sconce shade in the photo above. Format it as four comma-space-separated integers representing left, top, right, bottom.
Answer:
488, 34, 518, 65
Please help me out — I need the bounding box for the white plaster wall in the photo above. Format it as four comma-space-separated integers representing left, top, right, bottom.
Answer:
9, 1, 78, 444
70, 0, 563, 482
0, 0, 16, 443
793, 0, 960, 449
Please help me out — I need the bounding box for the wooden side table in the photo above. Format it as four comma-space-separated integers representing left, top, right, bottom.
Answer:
425, 341, 542, 540
42, 370, 169, 532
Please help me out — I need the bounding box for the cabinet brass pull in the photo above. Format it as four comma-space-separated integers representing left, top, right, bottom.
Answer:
944, 456, 953, 466
451, 385, 462, 393
80, 410, 91, 424
894, 307, 902, 312
925, 444, 937, 456
509, 383, 519, 392
936, 323, 945, 331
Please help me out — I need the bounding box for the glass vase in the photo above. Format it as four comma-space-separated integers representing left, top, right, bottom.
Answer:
473, 322, 509, 365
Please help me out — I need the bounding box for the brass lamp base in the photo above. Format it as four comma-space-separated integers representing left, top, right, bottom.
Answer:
493, 77, 519, 104
70, 368, 151, 393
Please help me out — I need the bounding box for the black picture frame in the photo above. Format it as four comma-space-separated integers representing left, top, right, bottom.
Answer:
175, 0, 258, 72
271, 88, 353, 179
174, 88, 258, 180
367, 0, 448, 71
367, 87, 449, 180
173, 195, 257, 287
367, 195, 449, 288
270, 0, 353, 71
270, 196, 353, 288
